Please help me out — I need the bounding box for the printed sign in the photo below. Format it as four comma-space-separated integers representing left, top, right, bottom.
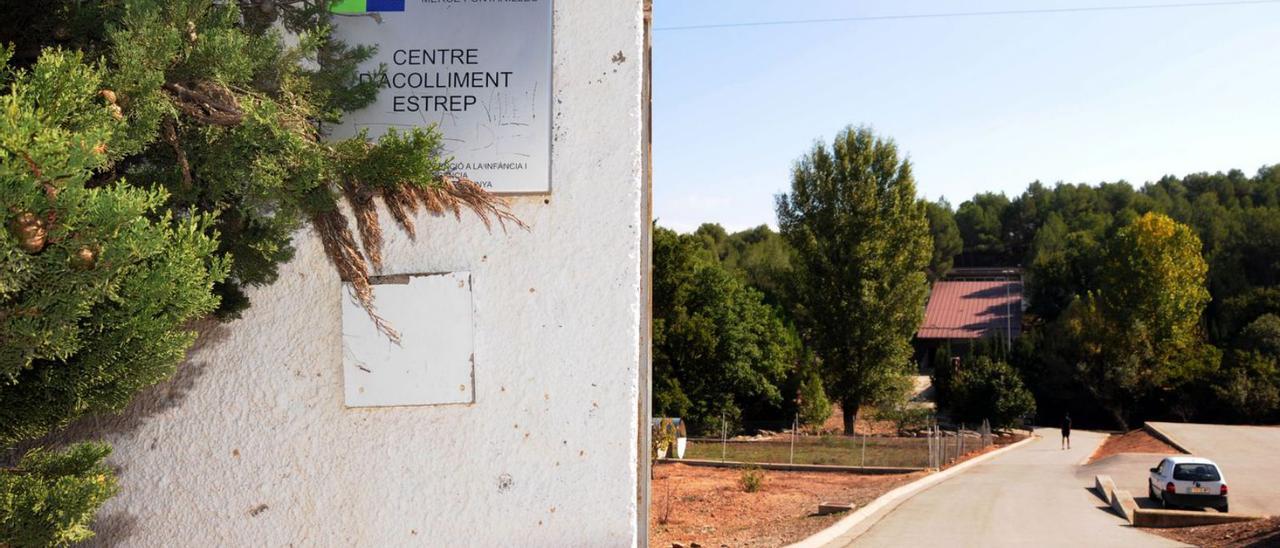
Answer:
330, 0, 553, 193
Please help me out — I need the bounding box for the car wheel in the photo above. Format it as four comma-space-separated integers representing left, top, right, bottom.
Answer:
1161, 494, 1171, 509
1148, 483, 1156, 500
1219, 503, 1229, 513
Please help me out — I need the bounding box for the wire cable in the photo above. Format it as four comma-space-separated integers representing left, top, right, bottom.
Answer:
654, 0, 1280, 31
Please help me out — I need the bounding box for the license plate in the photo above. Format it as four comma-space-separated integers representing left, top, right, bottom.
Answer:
1191, 487, 1208, 494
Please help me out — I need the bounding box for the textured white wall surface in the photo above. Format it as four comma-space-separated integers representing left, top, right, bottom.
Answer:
73, 3, 646, 545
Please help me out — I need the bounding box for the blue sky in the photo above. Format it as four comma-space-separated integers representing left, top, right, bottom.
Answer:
653, 0, 1280, 232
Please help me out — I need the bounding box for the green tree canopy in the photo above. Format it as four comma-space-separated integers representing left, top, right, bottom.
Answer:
776, 126, 932, 434
1068, 213, 1219, 428
1, 0, 514, 324
0, 47, 225, 447
2, 2, 515, 541
653, 226, 797, 434
923, 199, 962, 281
692, 223, 796, 314
795, 365, 833, 428
954, 192, 1010, 264
946, 356, 1036, 429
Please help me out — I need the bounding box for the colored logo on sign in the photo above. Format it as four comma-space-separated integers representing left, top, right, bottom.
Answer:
330, 0, 405, 13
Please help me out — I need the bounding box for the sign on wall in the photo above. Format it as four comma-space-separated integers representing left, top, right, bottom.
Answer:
330, 0, 553, 194
342, 272, 475, 408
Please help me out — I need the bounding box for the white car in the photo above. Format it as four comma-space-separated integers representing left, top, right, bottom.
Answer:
1148, 456, 1229, 513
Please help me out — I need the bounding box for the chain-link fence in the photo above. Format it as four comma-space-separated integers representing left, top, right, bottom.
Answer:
926, 419, 996, 469
682, 416, 1008, 470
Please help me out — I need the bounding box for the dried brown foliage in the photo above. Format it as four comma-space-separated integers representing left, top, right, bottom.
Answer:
157, 77, 521, 342
162, 81, 244, 127
314, 176, 525, 341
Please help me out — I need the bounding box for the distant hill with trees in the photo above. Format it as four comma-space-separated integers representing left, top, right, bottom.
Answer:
654, 126, 1280, 433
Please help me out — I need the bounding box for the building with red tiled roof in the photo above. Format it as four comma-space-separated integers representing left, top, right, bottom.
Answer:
915, 268, 1024, 370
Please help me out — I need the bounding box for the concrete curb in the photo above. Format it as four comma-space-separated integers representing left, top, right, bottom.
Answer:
657, 458, 922, 475
1092, 474, 1267, 529
786, 435, 1039, 548
1142, 423, 1193, 454
1132, 508, 1266, 528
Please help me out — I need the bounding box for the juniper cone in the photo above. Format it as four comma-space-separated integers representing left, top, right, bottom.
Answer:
2, 1, 518, 543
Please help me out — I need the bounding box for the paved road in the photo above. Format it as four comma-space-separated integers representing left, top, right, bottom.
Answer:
846, 429, 1182, 548
1079, 453, 1172, 510
1147, 422, 1280, 515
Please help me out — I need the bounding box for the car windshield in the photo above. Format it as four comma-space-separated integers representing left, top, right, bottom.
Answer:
1173, 463, 1221, 482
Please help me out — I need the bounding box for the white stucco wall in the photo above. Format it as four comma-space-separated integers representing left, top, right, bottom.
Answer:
75, 3, 646, 545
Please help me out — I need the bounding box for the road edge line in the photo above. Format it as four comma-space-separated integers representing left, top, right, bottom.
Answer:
1080, 433, 1111, 466
1142, 422, 1193, 454
787, 434, 1039, 548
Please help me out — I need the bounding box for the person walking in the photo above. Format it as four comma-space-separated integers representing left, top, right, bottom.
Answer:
1061, 413, 1072, 450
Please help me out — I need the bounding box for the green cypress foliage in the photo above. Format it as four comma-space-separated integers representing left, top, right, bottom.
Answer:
1, 443, 119, 548
0, 46, 227, 446
0, 46, 218, 543
3, 1, 516, 541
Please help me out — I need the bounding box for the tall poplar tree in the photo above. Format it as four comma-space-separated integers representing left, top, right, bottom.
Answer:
776, 126, 932, 435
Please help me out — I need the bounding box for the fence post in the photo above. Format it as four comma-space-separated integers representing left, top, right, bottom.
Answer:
933, 424, 940, 468
928, 425, 935, 469
721, 411, 727, 463
861, 433, 866, 467
790, 413, 797, 465
937, 425, 943, 467
926, 425, 936, 468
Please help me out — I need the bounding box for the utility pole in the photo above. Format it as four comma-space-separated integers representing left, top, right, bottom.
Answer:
1005, 273, 1012, 353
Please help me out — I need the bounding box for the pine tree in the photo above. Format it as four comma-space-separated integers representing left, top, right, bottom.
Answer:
3, 1, 518, 541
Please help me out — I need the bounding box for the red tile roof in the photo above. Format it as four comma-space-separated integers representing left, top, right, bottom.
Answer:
917, 280, 1022, 340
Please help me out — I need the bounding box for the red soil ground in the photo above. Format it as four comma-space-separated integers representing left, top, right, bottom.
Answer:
649, 434, 1027, 547
816, 405, 900, 436
650, 463, 923, 547
1143, 516, 1280, 547
1086, 429, 1182, 464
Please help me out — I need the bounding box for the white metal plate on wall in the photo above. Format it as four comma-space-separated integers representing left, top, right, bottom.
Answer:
342, 272, 474, 407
